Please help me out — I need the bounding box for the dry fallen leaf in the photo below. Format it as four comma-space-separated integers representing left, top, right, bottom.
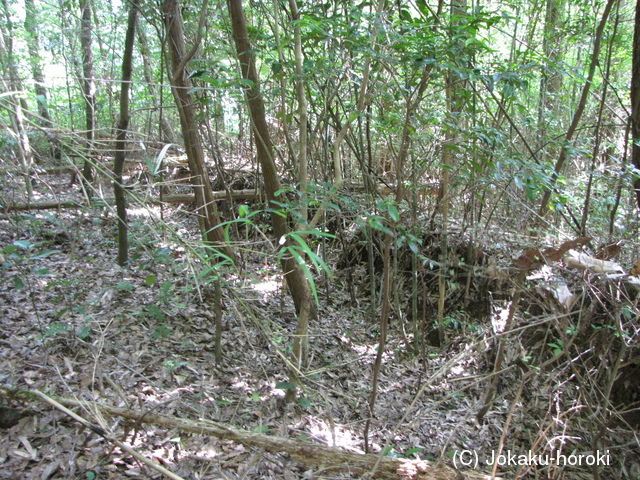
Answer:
563, 249, 625, 274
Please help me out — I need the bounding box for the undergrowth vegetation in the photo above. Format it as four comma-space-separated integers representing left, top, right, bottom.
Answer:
1, 0, 640, 478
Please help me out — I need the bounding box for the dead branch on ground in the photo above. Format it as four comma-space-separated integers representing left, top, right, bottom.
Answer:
3, 389, 500, 480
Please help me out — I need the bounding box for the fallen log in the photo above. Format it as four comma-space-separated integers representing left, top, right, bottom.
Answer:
5, 390, 498, 480
1, 189, 259, 211
2, 183, 411, 212
0, 166, 80, 175
149, 190, 258, 204
1, 199, 85, 210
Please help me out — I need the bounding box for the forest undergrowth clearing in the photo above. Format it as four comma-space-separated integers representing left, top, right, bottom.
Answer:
0, 181, 639, 479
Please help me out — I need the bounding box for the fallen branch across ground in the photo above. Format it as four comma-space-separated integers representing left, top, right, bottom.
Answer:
3, 389, 499, 480
1, 189, 259, 211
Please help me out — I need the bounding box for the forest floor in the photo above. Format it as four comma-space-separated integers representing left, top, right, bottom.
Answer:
1, 171, 639, 480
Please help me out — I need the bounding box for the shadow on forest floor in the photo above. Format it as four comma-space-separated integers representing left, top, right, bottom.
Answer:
1, 175, 640, 480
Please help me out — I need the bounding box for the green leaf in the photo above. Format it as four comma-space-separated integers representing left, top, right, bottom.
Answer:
388, 204, 400, 222
289, 229, 335, 239
282, 248, 320, 306
43, 322, 68, 337
525, 184, 535, 202
324, 201, 341, 212
151, 324, 171, 339
547, 342, 562, 357
13, 276, 24, 290
160, 280, 173, 296
13, 240, 30, 249
163, 360, 187, 371
2, 245, 19, 255
77, 326, 91, 340
405, 447, 423, 456
238, 204, 249, 218
367, 216, 393, 236
146, 304, 165, 321
270, 61, 282, 75
116, 282, 135, 292
275, 381, 296, 391
514, 176, 523, 189
382, 446, 398, 457
298, 396, 312, 408
288, 233, 314, 256
32, 250, 58, 260
145, 275, 156, 287
251, 391, 260, 402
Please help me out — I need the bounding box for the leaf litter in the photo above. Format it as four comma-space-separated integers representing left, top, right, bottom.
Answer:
0, 205, 638, 480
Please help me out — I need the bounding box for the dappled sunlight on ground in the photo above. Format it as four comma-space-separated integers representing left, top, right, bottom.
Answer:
249, 277, 281, 295
304, 416, 363, 452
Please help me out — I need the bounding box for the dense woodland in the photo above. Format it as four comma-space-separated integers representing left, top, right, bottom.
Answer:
0, 0, 640, 479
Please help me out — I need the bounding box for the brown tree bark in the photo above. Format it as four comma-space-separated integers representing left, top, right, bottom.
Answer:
226, 0, 316, 367
632, 0, 640, 208
113, 0, 139, 267
79, 0, 95, 184
162, 0, 233, 261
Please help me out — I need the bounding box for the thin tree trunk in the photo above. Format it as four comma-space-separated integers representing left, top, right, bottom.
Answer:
0, 0, 34, 199
363, 56, 432, 455
581, 4, 620, 234
79, 0, 96, 184
24, 0, 52, 127
113, 0, 139, 267
631, 0, 640, 208
136, 20, 175, 143
437, 0, 466, 345
0, 0, 27, 115
287, 0, 309, 229
537, 0, 616, 215
226, 0, 316, 371
56, 0, 76, 131
304, 0, 386, 233
537, 0, 564, 148
162, 0, 233, 261
536, 0, 565, 219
